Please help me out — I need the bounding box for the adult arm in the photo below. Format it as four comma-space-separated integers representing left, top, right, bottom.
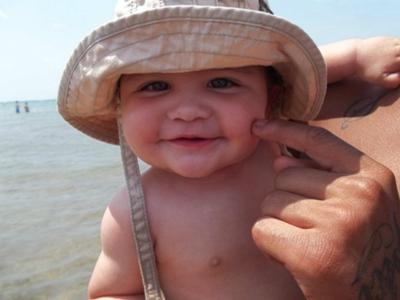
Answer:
312, 79, 400, 185
320, 36, 400, 88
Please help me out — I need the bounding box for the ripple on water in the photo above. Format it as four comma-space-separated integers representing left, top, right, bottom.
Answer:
0, 100, 137, 299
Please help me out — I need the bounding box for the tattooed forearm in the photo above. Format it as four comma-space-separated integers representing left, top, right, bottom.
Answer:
353, 214, 400, 300
353, 223, 394, 284
341, 97, 381, 130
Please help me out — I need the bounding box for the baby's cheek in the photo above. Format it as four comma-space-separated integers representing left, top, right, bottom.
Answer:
235, 118, 261, 148
122, 115, 148, 152
234, 133, 261, 165
248, 132, 261, 150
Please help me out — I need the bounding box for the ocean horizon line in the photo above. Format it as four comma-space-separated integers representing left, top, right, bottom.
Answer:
0, 98, 56, 104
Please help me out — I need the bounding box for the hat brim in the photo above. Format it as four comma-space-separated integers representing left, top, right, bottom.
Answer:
58, 5, 326, 145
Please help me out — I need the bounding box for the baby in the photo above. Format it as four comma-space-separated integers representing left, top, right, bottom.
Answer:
57, 1, 400, 299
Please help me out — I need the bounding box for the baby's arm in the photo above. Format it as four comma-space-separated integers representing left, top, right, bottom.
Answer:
321, 36, 400, 88
88, 188, 145, 300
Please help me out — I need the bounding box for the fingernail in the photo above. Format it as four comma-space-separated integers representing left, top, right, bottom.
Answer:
253, 119, 268, 129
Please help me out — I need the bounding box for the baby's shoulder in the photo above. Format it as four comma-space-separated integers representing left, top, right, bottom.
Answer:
104, 186, 132, 231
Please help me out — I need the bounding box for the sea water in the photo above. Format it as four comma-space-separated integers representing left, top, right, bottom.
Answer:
0, 100, 146, 299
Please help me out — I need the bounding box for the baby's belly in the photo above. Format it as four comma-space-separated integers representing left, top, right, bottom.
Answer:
158, 250, 305, 300
149, 178, 306, 299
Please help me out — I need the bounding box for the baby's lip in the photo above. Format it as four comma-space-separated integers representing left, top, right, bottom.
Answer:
174, 134, 214, 139
165, 132, 220, 140
164, 135, 221, 147
168, 135, 219, 142
170, 137, 216, 142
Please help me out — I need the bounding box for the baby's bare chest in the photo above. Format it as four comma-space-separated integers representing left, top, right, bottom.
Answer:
147, 193, 304, 299
154, 193, 261, 268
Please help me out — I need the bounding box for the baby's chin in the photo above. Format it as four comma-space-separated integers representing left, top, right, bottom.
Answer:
146, 160, 231, 179
158, 155, 253, 180
162, 165, 222, 179
140, 142, 261, 179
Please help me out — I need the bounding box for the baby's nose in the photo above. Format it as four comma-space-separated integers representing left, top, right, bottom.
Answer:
167, 98, 212, 122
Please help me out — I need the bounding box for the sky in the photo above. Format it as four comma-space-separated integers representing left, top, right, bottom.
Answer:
0, 0, 399, 102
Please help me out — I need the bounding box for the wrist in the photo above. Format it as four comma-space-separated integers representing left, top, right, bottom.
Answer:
351, 39, 364, 78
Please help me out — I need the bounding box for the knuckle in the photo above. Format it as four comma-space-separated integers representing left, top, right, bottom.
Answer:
333, 204, 354, 224
379, 165, 396, 185
352, 176, 384, 201
327, 203, 361, 235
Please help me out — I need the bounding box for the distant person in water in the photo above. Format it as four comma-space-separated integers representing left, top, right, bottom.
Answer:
24, 102, 30, 113
15, 101, 20, 114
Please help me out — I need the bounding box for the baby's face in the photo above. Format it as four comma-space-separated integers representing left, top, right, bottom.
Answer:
120, 66, 268, 178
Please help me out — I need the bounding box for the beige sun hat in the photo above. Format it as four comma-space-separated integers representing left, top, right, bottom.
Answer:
58, 0, 326, 145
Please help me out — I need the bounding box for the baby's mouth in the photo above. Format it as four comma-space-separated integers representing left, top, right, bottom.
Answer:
174, 137, 207, 142
168, 136, 219, 147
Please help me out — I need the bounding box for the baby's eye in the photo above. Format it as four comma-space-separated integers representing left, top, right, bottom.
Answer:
139, 81, 170, 92
207, 78, 239, 89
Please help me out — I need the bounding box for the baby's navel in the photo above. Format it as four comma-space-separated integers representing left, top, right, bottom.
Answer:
209, 256, 222, 268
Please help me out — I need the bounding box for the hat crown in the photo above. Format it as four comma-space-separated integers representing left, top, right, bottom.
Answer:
115, 0, 262, 17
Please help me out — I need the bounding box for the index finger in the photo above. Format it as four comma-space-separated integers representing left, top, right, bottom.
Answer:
252, 119, 371, 174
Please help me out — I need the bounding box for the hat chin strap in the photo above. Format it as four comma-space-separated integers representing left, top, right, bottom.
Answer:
117, 116, 165, 300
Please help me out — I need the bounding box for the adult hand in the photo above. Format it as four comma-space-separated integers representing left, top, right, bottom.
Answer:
251, 119, 400, 300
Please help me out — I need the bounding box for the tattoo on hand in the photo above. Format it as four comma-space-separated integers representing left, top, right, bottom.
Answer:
353, 214, 400, 300
341, 97, 380, 130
